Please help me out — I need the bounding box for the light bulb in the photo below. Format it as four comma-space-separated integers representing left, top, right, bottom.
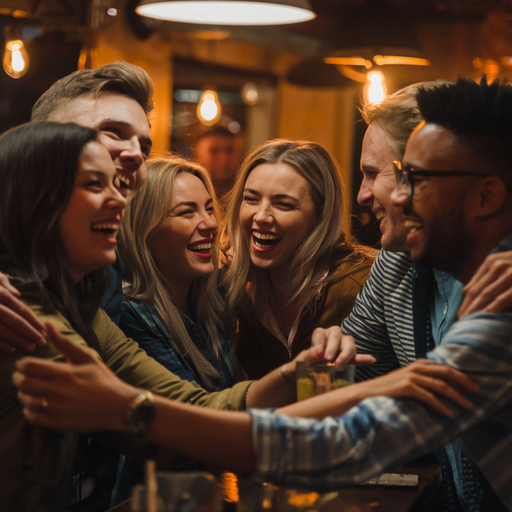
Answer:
364, 71, 387, 104
242, 82, 259, 105
3, 39, 29, 79
197, 90, 221, 126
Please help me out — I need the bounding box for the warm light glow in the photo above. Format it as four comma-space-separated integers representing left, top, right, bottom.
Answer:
500, 56, 512, 67
336, 65, 367, 83
136, 1, 315, 25
324, 57, 372, 68
473, 57, 484, 68
364, 71, 387, 104
373, 55, 430, 66
3, 39, 29, 79
197, 90, 221, 126
242, 82, 259, 105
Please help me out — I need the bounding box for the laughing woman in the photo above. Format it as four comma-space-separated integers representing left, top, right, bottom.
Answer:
225, 139, 376, 379
117, 156, 239, 392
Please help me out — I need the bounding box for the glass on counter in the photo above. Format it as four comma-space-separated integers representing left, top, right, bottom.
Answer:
296, 361, 355, 401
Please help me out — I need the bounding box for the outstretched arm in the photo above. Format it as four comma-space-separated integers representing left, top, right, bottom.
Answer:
276, 359, 476, 419
0, 272, 46, 354
14, 322, 475, 474
14, 322, 257, 473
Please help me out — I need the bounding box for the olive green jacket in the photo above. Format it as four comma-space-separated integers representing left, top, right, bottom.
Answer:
0, 282, 250, 511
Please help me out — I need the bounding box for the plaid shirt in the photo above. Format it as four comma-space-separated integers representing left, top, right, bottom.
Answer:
248, 234, 512, 512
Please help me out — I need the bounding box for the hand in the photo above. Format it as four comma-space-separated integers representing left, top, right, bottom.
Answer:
355, 360, 478, 416
458, 251, 512, 317
305, 326, 377, 367
13, 322, 138, 433
0, 272, 46, 354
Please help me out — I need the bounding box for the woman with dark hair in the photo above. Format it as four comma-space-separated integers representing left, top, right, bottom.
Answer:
0, 121, 116, 348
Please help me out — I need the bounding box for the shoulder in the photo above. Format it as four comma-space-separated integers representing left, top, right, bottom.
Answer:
327, 244, 376, 289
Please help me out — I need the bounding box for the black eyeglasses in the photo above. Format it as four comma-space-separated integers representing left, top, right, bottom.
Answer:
392, 160, 491, 199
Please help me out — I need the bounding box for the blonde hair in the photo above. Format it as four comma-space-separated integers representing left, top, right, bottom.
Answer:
225, 139, 371, 318
118, 155, 226, 389
361, 80, 451, 159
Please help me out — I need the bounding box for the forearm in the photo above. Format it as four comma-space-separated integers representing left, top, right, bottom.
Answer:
148, 397, 256, 473
275, 383, 365, 419
245, 363, 296, 408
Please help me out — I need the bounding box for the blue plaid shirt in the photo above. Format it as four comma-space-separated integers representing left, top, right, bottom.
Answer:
248, 234, 512, 511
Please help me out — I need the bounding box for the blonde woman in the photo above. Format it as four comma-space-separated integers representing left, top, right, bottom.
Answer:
118, 156, 238, 392
225, 139, 376, 379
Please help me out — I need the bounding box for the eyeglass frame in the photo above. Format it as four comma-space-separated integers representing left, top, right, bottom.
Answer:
392, 160, 493, 199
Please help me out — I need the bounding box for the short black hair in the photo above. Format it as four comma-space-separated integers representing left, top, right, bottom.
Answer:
417, 77, 512, 178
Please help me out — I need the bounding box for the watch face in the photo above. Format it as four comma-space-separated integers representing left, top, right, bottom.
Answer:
128, 394, 156, 435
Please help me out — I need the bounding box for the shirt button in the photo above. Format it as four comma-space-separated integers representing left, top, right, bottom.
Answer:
443, 305, 448, 315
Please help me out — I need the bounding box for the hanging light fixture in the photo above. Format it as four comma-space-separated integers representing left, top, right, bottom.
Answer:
323, 0, 430, 70
135, 0, 315, 25
197, 89, 221, 125
3, 27, 29, 79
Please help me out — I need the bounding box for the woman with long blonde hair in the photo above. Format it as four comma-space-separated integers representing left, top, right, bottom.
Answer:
225, 139, 376, 379
118, 155, 238, 391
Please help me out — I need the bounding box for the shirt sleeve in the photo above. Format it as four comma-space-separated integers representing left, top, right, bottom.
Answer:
342, 250, 402, 380
248, 312, 512, 496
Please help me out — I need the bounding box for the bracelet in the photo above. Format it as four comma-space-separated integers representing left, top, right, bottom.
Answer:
280, 364, 295, 384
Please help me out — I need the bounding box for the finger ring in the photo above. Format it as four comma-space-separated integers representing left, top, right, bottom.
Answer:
40, 398, 48, 410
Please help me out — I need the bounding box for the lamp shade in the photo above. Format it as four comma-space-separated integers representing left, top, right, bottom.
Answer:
135, 0, 315, 25
326, 0, 429, 67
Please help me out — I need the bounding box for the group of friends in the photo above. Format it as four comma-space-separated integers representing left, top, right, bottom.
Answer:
0, 61, 511, 512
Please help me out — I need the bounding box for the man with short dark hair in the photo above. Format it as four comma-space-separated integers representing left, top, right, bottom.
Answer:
193, 126, 236, 201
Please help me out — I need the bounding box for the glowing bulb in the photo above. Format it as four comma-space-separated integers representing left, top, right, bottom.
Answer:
242, 82, 259, 105
364, 71, 387, 104
197, 90, 221, 126
3, 39, 29, 79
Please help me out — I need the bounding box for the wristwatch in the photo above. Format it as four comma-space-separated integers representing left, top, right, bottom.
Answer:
126, 391, 156, 435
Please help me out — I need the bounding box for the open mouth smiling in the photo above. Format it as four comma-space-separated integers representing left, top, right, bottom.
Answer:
91, 222, 120, 242
252, 231, 282, 249
114, 170, 135, 193
404, 218, 423, 233
188, 240, 214, 258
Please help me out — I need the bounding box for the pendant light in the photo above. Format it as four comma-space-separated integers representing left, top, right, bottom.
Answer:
135, 0, 315, 26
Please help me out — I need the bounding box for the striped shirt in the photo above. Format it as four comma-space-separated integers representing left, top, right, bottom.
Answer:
342, 250, 416, 379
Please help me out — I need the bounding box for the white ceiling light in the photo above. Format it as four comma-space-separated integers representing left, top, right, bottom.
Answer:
136, 0, 315, 26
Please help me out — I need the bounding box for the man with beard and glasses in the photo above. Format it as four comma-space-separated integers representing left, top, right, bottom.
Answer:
340, 81, 512, 512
